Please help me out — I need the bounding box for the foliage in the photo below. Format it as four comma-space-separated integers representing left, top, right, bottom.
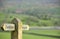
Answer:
0, 13, 60, 26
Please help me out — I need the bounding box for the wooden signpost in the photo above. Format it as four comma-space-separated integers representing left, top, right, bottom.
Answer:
1, 18, 29, 39
1, 18, 60, 39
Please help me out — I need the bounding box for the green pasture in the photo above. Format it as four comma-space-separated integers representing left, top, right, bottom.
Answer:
0, 13, 60, 26
0, 30, 60, 39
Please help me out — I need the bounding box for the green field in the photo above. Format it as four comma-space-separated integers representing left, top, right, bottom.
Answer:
0, 30, 60, 39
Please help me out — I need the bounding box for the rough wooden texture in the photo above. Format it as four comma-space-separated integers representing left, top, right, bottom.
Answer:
11, 18, 22, 39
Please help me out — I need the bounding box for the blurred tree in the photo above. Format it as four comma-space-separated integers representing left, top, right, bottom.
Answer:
0, 0, 3, 7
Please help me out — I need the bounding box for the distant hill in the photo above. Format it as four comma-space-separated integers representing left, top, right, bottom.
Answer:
3, 0, 59, 8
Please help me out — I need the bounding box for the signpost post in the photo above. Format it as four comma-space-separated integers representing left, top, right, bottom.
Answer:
11, 18, 22, 39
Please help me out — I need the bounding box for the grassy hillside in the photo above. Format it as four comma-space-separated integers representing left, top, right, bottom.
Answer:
0, 30, 60, 39
0, 12, 60, 26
